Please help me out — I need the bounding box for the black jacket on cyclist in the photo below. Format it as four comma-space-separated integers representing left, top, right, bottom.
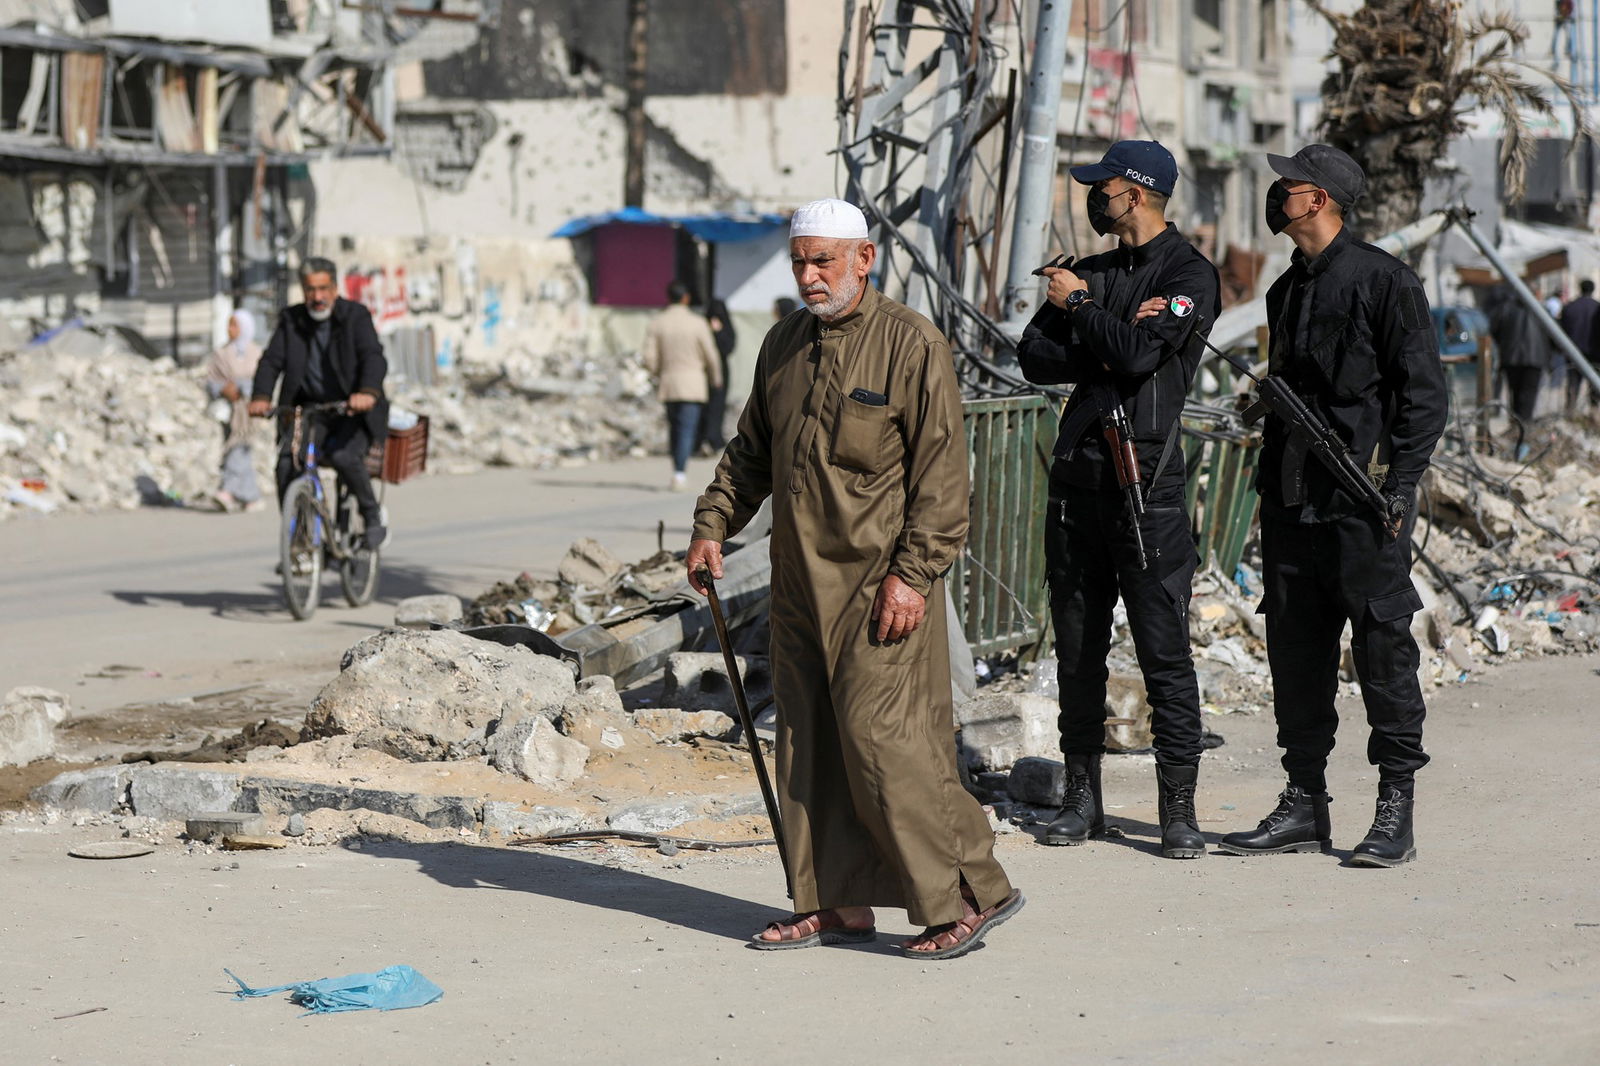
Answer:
252, 296, 388, 441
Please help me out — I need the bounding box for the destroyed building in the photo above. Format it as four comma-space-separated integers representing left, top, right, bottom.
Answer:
0, 0, 490, 361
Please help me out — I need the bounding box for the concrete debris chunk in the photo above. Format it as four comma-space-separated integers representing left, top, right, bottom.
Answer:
0, 686, 69, 767
305, 629, 576, 760
661, 652, 771, 715
1005, 756, 1066, 807
606, 799, 697, 834
557, 537, 627, 591
487, 715, 590, 788
187, 812, 267, 840
394, 594, 465, 629
632, 708, 737, 743
954, 691, 1058, 772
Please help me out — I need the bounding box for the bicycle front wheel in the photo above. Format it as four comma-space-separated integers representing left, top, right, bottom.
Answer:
339, 499, 381, 607
280, 477, 323, 620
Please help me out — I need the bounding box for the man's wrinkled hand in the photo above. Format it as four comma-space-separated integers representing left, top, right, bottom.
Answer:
872, 574, 926, 643
1134, 297, 1165, 322
247, 398, 272, 418
686, 538, 724, 596
348, 392, 376, 413
1042, 267, 1089, 309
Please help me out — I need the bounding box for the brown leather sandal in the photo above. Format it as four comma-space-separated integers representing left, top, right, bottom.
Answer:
749, 909, 877, 950
901, 889, 1026, 961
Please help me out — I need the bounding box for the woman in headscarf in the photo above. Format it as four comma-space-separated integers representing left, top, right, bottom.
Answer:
205, 308, 265, 511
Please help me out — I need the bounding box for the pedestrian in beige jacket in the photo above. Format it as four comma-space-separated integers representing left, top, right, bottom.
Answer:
642, 281, 722, 490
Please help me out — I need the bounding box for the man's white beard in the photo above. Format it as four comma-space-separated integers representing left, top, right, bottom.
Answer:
306, 303, 333, 322
802, 271, 863, 320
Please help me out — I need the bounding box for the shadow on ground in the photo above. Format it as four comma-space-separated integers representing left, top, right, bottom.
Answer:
362, 840, 782, 945
110, 562, 462, 621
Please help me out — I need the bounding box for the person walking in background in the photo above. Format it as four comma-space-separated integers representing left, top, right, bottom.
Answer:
205, 309, 264, 513
773, 296, 798, 320
642, 281, 722, 491
1486, 282, 1550, 446
698, 296, 737, 454
1560, 279, 1600, 414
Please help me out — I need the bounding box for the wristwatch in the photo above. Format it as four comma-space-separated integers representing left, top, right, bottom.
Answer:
1063, 289, 1093, 314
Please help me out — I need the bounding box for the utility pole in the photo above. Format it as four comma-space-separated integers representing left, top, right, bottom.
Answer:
623, 0, 649, 208
1000, 0, 1073, 341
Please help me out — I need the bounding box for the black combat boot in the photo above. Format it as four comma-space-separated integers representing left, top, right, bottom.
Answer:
1217, 785, 1332, 855
1044, 753, 1104, 845
1156, 763, 1205, 859
1350, 785, 1416, 867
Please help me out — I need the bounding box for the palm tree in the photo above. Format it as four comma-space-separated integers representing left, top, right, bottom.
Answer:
1311, 0, 1592, 239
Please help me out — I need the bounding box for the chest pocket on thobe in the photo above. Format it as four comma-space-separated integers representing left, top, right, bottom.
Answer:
831, 391, 894, 471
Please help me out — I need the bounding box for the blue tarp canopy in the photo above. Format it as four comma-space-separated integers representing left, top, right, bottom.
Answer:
552, 206, 789, 243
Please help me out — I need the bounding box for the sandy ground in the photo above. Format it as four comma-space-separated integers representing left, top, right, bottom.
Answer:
0, 650, 1595, 1065
2, 455, 1597, 1063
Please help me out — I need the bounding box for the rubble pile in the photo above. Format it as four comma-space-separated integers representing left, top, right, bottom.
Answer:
0, 332, 273, 516
464, 538, 685, 634
387, 356, 662, 475
0, 327, 664, 520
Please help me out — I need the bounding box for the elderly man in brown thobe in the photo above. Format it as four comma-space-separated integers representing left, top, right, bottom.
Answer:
685, 198, 1024, 960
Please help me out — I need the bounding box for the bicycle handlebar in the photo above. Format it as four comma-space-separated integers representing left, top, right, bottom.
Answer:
258, 401, 350, 418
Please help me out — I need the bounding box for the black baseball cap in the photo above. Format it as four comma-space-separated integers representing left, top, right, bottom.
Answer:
1069, 140, 1178, 197
1267, 144, 1367, 209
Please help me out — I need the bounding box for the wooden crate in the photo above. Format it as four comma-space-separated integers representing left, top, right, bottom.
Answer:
365, 416, 429, 483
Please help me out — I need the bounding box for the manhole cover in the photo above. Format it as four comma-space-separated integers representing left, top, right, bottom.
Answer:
68, 841, 156, 860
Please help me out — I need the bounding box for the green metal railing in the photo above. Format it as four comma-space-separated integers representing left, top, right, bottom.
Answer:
1181, 425, 1261, 577
951, 396, 1056, 657
955, 397, 1263, 658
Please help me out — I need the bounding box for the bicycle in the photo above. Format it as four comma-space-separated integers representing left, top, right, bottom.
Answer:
273, 402, 383, 620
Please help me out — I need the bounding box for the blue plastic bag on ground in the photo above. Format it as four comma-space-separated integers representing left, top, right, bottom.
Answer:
226, 965, 443, 1015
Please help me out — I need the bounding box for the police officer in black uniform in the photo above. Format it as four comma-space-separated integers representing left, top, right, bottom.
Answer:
1218, 145, 1447, 866
1018, 141, 1221, 859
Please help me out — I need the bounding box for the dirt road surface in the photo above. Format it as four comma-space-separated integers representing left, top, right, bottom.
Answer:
2, 459, 1597, 1064
0, 457, 724, 721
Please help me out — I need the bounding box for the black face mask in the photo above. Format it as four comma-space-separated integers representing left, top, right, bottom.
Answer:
1086, 187, 1135, 237
1265, 184, 1315, 235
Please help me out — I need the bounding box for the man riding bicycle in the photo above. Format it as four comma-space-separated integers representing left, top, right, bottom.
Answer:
248, 257, 389, 549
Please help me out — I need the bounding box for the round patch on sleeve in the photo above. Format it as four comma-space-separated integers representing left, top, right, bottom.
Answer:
1169, 295, 1195, 317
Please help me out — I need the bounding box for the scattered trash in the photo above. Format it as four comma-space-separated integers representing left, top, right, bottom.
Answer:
226, 965, 444, 1015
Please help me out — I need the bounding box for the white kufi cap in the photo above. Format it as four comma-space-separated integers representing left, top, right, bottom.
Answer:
789, 198, 869, 240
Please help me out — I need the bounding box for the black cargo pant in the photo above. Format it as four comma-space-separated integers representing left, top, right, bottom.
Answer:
1258, 509, 1429, 794
1046, 474, 1204, 767
275, 415, 379, 522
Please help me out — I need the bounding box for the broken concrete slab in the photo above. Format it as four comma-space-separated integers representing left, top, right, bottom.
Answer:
954, 691, 1058, 771
241, 778, 480, 830
487, 715, 590, 789
632, 708, 736, 743
29, 765, 131, 812
481, 801, 590, 838
394, 594, 464, 629
305, 629, 576, 760
1, 686, 69, 767
606, 799, 697, 834
186, 812, 266, 840
129, 766, 243, 821
660, 651, 771, 715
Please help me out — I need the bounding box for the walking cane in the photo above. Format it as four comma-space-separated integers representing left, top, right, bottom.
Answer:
697, 567, 791, 887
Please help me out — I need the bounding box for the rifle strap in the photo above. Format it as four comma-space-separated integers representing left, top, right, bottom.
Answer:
1150, 418, 1181, 487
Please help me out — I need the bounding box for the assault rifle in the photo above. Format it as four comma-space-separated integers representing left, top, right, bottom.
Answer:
1198, 332, 1405, 537
1056, 382, 1153, 569
1099, 394, 1150, 569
